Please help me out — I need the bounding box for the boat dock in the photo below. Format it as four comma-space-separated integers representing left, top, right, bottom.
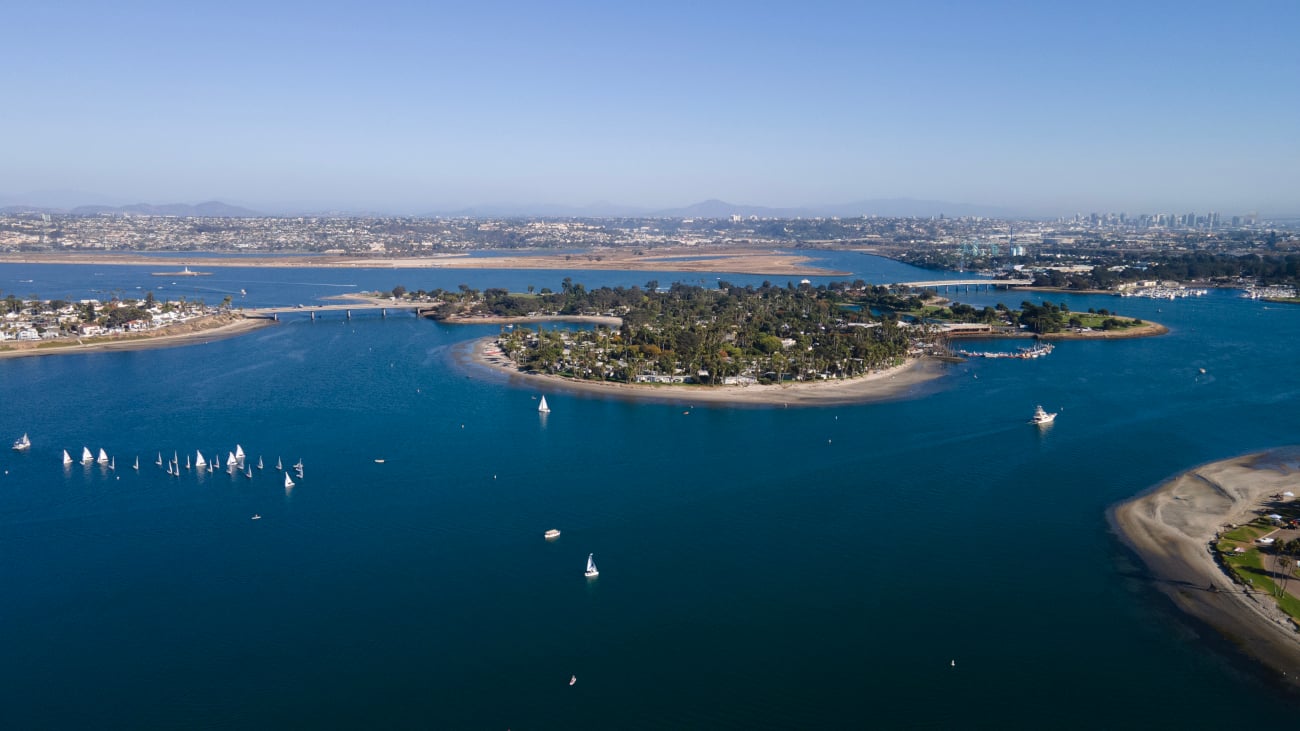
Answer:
956, 343, 1054, 359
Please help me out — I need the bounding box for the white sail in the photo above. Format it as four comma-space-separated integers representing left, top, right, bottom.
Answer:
134, 456, 140, 470
538, 395, 550, 413
195, 451, 206, 467
185, 455, 191, 470
226, 452, 237, 467
62, 449, 73, 465
156, 452, 163, 466
109, 457, 115, 470
12, 433, 30, 451
245, 467, 252, 479
235, 444, 245, 460
97, 448, 109, 464
284, 472, 295, 488
82, 447, 94, 463
275, 457, 283, 470
257, 456, 264, 470
585, 553, 598, 577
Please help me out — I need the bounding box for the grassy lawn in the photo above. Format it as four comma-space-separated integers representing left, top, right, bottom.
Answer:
1217, 522, 1300, 623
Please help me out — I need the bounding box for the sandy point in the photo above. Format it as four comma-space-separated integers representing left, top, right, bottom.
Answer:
461, 336, 949, 407
1111, 449, 1300, 685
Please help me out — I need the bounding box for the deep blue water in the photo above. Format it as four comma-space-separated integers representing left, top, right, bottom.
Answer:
3, 254, 1299, 727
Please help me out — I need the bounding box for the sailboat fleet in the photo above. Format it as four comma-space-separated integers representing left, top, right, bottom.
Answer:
44, 441, 302, 492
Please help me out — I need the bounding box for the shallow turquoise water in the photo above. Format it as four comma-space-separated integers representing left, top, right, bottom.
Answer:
2, 255, 1298, 727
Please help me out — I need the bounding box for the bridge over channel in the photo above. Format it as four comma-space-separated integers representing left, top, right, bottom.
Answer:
242, 302, 437, 321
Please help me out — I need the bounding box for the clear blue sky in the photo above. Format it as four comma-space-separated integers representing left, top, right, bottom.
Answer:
3, 0, 1297, 215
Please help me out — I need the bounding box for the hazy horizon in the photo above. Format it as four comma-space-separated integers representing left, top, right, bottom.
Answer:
3, 2, 1296, 217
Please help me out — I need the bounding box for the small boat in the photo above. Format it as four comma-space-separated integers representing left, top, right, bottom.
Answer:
133, 456, 140, 471
195, 451, 206, 468
538, 395, 551, 413
226, 452, 237, 468
166, 462, 174, 476
12, 433, 31, 451
185, 455, 191, 470
82, 447, 94, 464
585, 553, 599, 578
275, 457, 283, 471
284, 472, 295, 489
251, 514, 261, 520
109, 457, 115, 470
62, 450, 73, 466
235, 445, 245, 462
1198, 368, 1207, 374
97, 448, 109, 464
374, 459, 385, 464
257, 456, 264, 470
1029, 405, 1057, 426
544, 529, 561, 540
156, 452, 163, 467
245, 467, 253, 479
569, 675, 576, 686
207, 462, 214, 473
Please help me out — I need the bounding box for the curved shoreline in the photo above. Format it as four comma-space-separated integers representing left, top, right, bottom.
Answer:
464, 336, 948, 406
0, 315, 273, 360
1110, 449, 1300, 685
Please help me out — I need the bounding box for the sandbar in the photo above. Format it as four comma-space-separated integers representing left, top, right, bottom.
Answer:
0, 314, 272, 360
463, 336, 948, 406
1111, 449, 1300, 684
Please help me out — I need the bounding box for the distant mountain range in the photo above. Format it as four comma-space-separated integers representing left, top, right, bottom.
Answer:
1, 191, 1014, 219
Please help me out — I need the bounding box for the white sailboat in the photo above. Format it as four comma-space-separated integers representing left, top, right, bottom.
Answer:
284, 472, 295, 488
185, 455, 191, 470
275, 457, 283, 471
12, 433, 31, 451
82, 447, 94, 464
538, 395, 551, 413
226, 452, 237, 468
109, 456, 115, 470
133, 456, 140, 471
585, 553, 599, 578
62, 449, 73, 466
166, 462, 174, 476
156, 452, 163, 467
245, 467, 252, 479
97, 448, 109, 464
257, 456, 264, 470
195, 451, 206, 468
235, 444, 245, 462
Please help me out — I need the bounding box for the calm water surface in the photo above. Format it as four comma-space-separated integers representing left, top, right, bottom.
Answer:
2, 254, 1299, 727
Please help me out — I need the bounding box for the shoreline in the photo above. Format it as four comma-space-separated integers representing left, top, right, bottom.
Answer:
463, 336, 949, 406
1110, 449, 1300, 686
0, 314, 273, 360
0, 249, 846, 276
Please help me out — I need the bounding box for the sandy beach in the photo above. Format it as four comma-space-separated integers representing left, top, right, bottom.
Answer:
464, 336, 948, 406
1111, 449, 1300, 683
0, 248, 847, 276
0, 314, 273, 360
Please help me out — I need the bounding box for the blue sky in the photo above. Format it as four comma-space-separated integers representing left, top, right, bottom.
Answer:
2, 0, 1297, 215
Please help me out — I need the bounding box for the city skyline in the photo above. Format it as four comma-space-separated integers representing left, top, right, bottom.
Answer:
4, 1, 1297, 216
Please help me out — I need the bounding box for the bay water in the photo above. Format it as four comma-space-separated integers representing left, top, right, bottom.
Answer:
2, 253, 1299, 727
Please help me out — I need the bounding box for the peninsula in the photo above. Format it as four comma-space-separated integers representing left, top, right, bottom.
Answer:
1112, 449, 1300, 685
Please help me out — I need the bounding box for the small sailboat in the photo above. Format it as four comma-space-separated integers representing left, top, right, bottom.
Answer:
226, 452, 237, 468
538, 395, 551, 413
251, 514, 261, 520
195, 451, 206, 468
245, 467, 252, 479
62, 449, 73, 466
207, 461, 214, 473
257, 456, 264, 470
585, 553, 599, 578
235, 444, 245, 462
284, 472, 295, 489
185, 455, 191, 470
12, 433, 31, 451
82, 447, 94, 464
173, 451, 179, 467
98, 448, 109, 464
109, 456, 115, 470
166, 462, 174, 476
156, 452, 163, 467
133, 456, 140, 471
275, 457, 283, 471
569, 675, 576, 686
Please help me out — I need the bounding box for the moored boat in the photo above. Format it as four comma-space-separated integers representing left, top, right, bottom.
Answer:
12, 433, 31, 451
538, 395, 551, 413
1030, 405, 1057, 426
585, 553, 599, 578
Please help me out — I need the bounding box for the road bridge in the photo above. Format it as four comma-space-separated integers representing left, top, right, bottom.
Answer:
242, 302, 438, 321
892, 279, 1033, 291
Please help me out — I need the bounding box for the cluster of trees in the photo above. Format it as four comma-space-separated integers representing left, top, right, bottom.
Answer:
489, 281, 919, 385
923, 300, 1141, 334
